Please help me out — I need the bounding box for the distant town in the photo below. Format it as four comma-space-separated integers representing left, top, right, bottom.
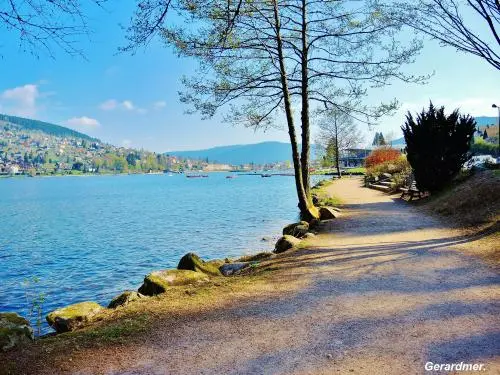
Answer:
0, 115, 293, 177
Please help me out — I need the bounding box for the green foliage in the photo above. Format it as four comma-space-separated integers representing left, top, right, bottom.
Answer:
320, 139, 337, 168
402, 102, 476, 192
372, 132, 387, 146
311, 179, 342, 206
21, 276, 46, 337
471, 137, 499, 157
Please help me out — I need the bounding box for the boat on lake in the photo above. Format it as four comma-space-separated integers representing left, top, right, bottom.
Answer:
186, 172, 209, 178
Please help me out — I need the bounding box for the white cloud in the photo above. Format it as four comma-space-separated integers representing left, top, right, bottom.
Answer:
66, 116, 101, 128
153, 100, 167, 109
100, 99, 145, 113
122, 100, 135, 111
99, 99, 118, 111
1, 84, 40, 117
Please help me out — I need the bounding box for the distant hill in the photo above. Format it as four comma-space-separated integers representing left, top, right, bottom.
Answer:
0, 114, 97, 141
166, 141, 318, 165
391, 137, 406, 146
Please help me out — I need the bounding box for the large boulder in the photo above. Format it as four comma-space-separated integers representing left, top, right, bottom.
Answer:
108, 291, 145, 309
282, 221, 309, 238
219, 262, 250, 276
0, 313, 33, 351
46, 302, 103, 333
138, 269, 209, 296
274, 235, 301, 254
177, 252, 222, 276
319, 206, 339, 220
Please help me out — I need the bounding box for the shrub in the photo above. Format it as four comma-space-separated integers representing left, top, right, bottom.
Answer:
402, 102, 476, 192
366, 155, 412, 189
365, 147, 401, 168
366, 155, 410, 177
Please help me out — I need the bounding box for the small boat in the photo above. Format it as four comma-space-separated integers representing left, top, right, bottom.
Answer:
186, 173, 209, 178
261, 174, 272, 178
226, 175, 237, 179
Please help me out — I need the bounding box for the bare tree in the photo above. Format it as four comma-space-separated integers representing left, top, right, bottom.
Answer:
0, 0, 107, 57
124, 0, 426, 220
317, 107, 362, 177
392, 0, 500, 70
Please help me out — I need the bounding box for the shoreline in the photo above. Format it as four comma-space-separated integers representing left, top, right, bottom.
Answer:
1, 176, 325, 337
2, 176, 499, 375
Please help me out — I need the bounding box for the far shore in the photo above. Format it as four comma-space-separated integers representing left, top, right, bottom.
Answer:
0, 167, 366, 180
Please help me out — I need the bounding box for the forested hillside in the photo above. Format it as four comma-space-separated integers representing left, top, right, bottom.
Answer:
0, 114, 96, 141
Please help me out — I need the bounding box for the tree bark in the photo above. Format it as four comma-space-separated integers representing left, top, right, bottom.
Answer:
272, 0, 318, 221
300, 0, 311, 197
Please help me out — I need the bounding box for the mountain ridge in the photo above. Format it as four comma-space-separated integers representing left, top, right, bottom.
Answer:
0, 114, 97, 141
166, 141, 318, 165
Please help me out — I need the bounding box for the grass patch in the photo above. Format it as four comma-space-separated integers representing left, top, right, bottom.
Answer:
83, 315, 150, 343
345, 167, 366, 174
418, 169, 500, 266
311, 178, 343, 207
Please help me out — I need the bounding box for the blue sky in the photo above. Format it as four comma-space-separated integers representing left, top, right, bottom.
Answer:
0, 2, 498, 152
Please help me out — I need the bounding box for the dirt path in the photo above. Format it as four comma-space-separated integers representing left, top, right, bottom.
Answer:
30, 178, 500, 374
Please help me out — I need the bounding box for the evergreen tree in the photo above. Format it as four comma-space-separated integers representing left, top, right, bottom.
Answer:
378, 133, 387, 146
402, 102, 476, 192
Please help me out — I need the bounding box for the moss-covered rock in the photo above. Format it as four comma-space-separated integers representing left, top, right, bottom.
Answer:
138, 269, 209, 296
0, 313, 33, 351
206, 259, 226, 270
282, 221, 309, 238
177, 252, 222, 276
108, 291, 145, 309
319, 206, 340, 220
46, 302, 103, 333
274, 235, 301, 254
237, 252, 274, 262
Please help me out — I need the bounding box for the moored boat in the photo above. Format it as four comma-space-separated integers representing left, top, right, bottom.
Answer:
186, 172, 209, 178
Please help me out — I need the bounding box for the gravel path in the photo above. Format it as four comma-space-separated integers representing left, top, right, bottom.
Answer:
37, 178, 500, 375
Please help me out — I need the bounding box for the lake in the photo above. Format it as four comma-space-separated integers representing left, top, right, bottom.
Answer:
0, 173, 324, 333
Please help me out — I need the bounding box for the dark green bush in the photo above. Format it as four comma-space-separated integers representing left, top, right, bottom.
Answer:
402, 102, 476, 192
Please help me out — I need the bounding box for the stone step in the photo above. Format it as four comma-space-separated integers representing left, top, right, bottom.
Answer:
379, 181, 394, 187
369, 184, 392, 192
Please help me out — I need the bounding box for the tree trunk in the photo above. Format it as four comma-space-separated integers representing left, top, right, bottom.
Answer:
272, 0, 318, 221
335, 114, 341, 178
300, 0, 311, 197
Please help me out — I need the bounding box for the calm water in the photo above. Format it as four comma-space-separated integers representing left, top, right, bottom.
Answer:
0, 173, 323, 333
